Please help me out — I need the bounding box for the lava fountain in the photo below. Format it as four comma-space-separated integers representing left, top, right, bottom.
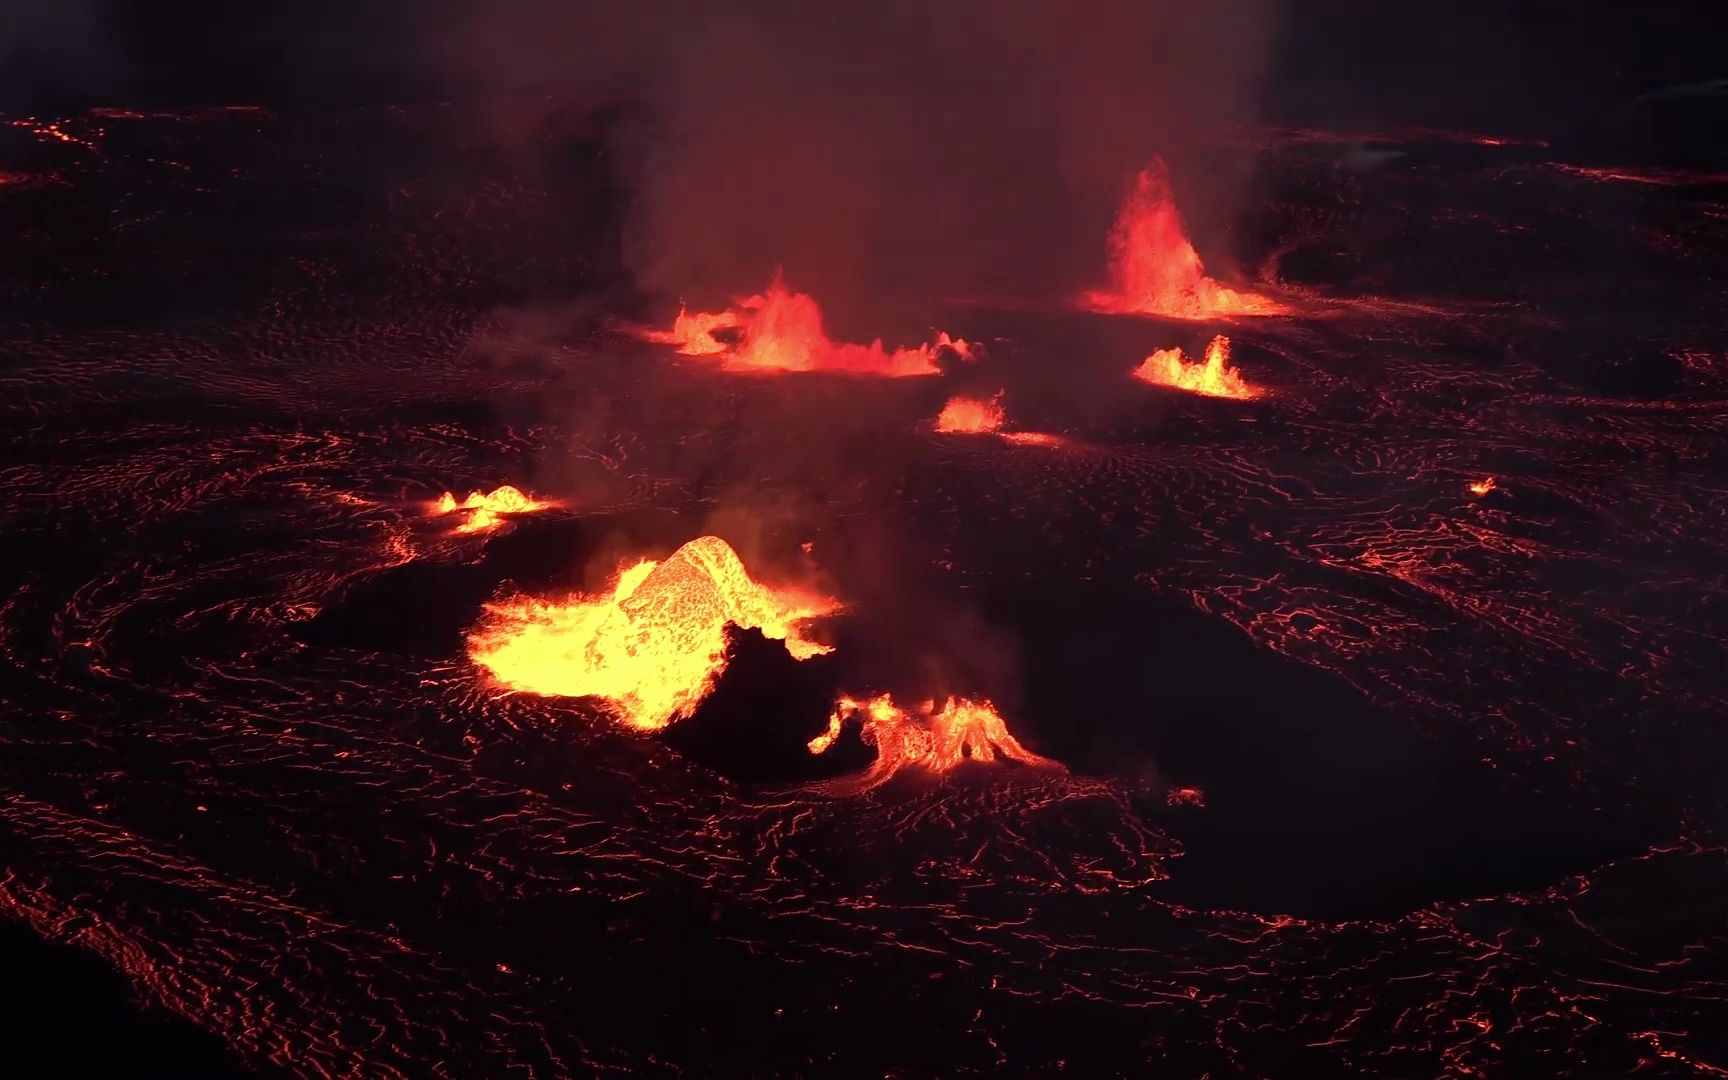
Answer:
1133, 335, 1259, 399
468, 536, 838, 731
935, 392, 1005, 434
642, 272, 973, 376
433, 485, 552, 533
808, 693, 1059, 791
1080, 159, 1286, 320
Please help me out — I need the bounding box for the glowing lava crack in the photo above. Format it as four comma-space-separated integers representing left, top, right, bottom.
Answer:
809, 693, 1059, 791
1133, 335, 1259, 399
467, 536, 837, 730
642, 271, 973, 376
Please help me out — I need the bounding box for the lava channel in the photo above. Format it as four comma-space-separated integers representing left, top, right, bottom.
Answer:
808, 693, 1060, 792
467, 536, 837, 731
641, 271, 973, 376
1132, 335, 1260, 399
1080, 158, 1287, 320
433, 485, 552, 534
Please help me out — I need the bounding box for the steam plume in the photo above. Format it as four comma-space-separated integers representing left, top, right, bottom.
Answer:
427, 1, 1283, 319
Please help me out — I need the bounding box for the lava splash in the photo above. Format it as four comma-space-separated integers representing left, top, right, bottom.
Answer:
468, 536, 837, 730
1133, 335, 1259, 399
809, 693, 1059, 791
643, 272, 971, 376
935, 392, 1005, 434
1080, 159, 1286, 320
433, 485, 552, 533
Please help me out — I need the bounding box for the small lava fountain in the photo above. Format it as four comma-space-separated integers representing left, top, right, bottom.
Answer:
468, 536, 838, 731
809, 693, 1059, 791
433, 485, 552, 533
935, 392, 1006, 434
1133, 335, 1259, 399
1081, 159, 1286, 320
642, 271, 972, 376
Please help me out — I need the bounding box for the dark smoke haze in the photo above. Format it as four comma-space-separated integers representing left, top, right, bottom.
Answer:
416, 2, 1289, 709
5, 1, 1284, 710
427, 1, 1281, 323
0, 2, 116, 100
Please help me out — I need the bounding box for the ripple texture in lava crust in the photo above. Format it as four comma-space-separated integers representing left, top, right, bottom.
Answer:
2, 106, 1728, 1077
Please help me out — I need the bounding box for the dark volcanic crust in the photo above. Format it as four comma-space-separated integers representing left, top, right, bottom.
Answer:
1, 104, 1726, 1077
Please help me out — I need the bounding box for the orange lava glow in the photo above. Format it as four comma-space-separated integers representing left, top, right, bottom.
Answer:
998, 431, 1068, 448
642, 272, 971, 376
1468, 476, 1497, 496
433, 485, 551, 533
1133, 335, 1259, 399
1081, 159, 1286, 319
467, 536, 837, 731
810, 693, 1059, 790
935, 392, 1005, 434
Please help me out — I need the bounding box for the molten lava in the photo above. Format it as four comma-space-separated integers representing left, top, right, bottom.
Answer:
468, 536, 837, 731
643, 272, 971, 376
809, 693, 1058, 790
1133, 335, 1259, 399
935, 393, 1005, 434
1081, 159, 1286, 319
1468, 477, 1497, 496
433, 485, 551, 533
998, 431, 1068, 448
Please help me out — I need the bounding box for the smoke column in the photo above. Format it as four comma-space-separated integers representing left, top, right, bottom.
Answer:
426, 0, 1283, 322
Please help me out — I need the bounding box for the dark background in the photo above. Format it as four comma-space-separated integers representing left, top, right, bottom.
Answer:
6, 1, 1728, 132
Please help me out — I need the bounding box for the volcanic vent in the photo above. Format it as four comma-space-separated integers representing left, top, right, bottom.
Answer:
1133, 335, 1260, 399
432, 485, 553, 533
642, 272, 972, 377
468, 536, 837, 731
809, 693, 1059, 793
1081, 159, 1286, 320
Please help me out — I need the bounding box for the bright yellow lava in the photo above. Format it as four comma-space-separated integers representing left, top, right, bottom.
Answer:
434, 485, 551, 533
468, 536, 837, 731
